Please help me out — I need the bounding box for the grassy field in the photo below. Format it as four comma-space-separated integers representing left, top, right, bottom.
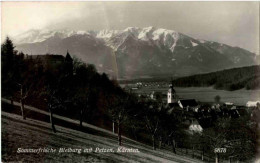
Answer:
1, 102, 204, 163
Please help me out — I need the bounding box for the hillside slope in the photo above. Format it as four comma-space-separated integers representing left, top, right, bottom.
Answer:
173, 65, 260, 91
1, 106, 203, 162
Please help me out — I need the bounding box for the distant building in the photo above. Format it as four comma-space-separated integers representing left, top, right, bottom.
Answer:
211, 103, 221, 110
32, 54, 65, 68
150, 91, 155, 100
178, 99, 199, 111
188, 119, 203, 133
167, 102, 182, 113
224, 102, 234, 106
30, 53, 74, 74
246, 101, 260, 107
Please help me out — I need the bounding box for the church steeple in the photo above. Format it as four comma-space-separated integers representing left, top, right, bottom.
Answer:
167, 80, 176, 104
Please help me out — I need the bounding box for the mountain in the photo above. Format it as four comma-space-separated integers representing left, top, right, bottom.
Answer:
14, 27, 259, 79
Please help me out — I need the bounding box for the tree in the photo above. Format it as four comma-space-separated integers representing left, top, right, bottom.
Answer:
124, 100, 144, 141
1, 37, 15, 66
39, 71, 63, 133
201, 118, 230, 162
17, 83, 30, 120
160, 107, 185, 154
45, 89, 62, 133
257, 102, 260, 110
154, 92, 163, 103
16, 55, 36, 120
214, 95, 221, 104
142, 100, 162, 150
72, 62, 98, 127
1, 37, 17, 99
73, 86, 91, 128
224, 116, 257, 162
106, 93, 132, 146
1, 37, 35, 119
64, 51, 73, 76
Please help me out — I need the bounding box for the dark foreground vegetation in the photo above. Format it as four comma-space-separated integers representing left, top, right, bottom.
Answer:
173, 65, 260, 91
1, 37, 259, 162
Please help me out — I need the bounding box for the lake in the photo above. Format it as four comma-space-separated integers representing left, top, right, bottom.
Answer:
133, 86, 260, 105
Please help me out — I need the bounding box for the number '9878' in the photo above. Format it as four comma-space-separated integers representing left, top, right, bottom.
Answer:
214, 148, 226, 153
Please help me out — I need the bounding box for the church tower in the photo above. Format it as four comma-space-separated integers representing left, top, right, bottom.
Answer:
167, 81, 176, 104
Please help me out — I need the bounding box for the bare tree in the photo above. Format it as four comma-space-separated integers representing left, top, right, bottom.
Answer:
143, 101, 162, 150
214, 95, 221, 104
73, 87, 90, 128
44, 88, 63, 133
107, 94, 131, 146
17, 83, 33, 120
201, 119, 229, 162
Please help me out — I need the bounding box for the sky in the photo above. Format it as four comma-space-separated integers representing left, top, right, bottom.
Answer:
1, 1, 259, 55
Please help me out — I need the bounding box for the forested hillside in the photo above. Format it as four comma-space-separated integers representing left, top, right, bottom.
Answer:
1, 37, 187, 151
173, 65, 260, 91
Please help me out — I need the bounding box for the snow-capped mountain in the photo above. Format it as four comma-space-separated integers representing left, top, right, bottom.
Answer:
14, 29, 91, 44
14, 27, 259, 79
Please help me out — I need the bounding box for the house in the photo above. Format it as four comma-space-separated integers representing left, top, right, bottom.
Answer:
178, 99, 199, 112
32, 54, 65, 67
166, 102, 182, 114
150, 91, 155, 100
224, 102, 234, 106
211, 103, 221, 110
246, 101, 260, 107
188, 119, 203, 133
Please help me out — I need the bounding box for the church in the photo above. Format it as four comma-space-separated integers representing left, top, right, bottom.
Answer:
167, 82, 199, 112
167, 84, 177, 104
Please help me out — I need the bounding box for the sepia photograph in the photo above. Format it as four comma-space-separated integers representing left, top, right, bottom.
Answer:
1, 1, 260, 162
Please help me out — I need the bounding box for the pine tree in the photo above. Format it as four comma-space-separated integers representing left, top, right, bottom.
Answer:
1, 37, 17, 98
64, 50, 73, 75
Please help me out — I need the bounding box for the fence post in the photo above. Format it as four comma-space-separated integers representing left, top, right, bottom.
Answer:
192, 145, 194, 158
215, 153, 219, 163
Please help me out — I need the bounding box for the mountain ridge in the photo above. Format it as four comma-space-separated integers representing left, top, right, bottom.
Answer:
14, 27, 259, 79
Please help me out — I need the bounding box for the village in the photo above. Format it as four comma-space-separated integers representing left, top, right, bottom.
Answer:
123, 81, 260, 133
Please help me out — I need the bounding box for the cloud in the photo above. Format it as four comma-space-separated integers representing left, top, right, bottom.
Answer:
1, 2, 85, 38
1, 1, 259, 54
